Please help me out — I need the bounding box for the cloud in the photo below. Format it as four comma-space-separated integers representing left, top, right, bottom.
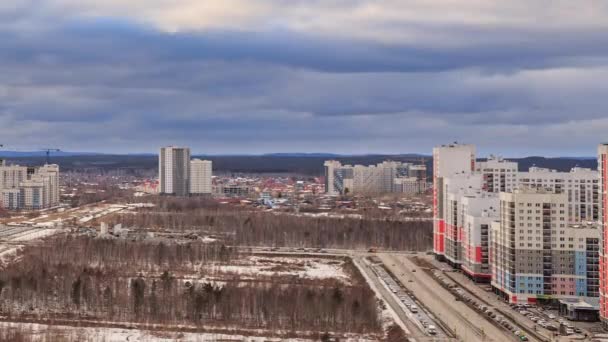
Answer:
0, 1, 607, 155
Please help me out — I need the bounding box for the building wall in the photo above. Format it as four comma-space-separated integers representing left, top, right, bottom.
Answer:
324, 160, 425, 195
432, 143, 476, 257
475, 156, 518, 193
442, 173, 483, 265
394, 177, 427, 194
0, 164, 59, 210
460, 193, 499, 280
491, 189, 599, 304
518, 167, 599, 223
190, 159, 212, 194
159, 146, 191, 196
599, 144, 608, 324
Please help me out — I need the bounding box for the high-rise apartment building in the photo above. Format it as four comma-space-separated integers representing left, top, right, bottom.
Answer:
519, 167, 599, 223
190, 159, 212, 195
0, 163, 60, 210
432, 143, 476, 258
159, 146, 191, 196
475, 155, 518, 193
324, 160, 425, 195
324, 160, 342, 195
599, 144, 608, 326
491, 189, 599, 304
460, 192, 499, 282
442, 173, 483, 267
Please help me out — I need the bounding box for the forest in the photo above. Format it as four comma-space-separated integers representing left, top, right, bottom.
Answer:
0, 236, 382, 338
105, 196, 433, 251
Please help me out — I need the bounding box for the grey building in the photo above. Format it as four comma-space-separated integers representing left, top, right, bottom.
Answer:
159, 146, 191, 196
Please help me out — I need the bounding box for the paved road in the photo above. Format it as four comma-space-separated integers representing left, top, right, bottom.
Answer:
353, 257, 420, 338
380, 254, 518, 342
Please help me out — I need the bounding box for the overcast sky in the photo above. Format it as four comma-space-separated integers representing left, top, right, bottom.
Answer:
1, 1, 607, 156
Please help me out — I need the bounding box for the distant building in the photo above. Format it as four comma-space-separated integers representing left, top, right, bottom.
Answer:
0, 163, 60, 210
214, 184, 251, 198
323, 160, 342, 195
393, 177, 427, 194
408, 164, 428, 182
324, 160, 426, 195
190, 159, 212, 195
159, 146, 190, 196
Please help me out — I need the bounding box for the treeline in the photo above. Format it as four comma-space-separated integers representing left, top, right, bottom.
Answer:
108, 197, 432, 251
0, 237, 380, 335
5, 235, 238, 272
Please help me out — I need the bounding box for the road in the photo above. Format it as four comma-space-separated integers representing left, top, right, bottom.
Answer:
354, 256, 458, 341
380, 253, 522, 342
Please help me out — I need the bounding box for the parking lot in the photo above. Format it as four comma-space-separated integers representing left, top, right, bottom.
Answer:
427, 255, 601, 341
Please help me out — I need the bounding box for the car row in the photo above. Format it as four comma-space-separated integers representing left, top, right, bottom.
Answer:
432, 271, 531, 340
372, 265, 437, 336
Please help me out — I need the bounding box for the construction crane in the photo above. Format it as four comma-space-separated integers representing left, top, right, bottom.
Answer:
40, 148, 61, 165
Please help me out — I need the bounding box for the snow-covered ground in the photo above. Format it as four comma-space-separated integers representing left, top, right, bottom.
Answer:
0, 322, 378, 342
11, 228, 58, 241
207, 255, 350, 283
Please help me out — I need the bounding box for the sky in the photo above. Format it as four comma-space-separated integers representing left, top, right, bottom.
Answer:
1, 1, 608, 156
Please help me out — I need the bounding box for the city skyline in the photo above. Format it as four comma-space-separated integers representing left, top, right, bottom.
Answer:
1, 1, 607, 155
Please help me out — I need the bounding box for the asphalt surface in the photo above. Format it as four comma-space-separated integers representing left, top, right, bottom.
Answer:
380, 253, 520, 342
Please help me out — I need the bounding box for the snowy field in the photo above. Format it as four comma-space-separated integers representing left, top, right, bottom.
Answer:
0, 322, 378, 342
206, 255, 351, 283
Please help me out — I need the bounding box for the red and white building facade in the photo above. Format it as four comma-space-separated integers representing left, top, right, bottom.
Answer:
432, 143, 476, 259
599, 144, 608, 326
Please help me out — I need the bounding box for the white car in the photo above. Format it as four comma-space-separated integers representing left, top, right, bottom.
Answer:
548, 314, 556, 319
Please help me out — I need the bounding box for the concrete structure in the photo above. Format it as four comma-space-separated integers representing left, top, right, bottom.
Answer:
460, 192, 499, 282
0, 163, 59, 210
324, 160, 342, 195
518, 166, 599, 223
442, 173, 484, 267
491, 189, 599, 304
214, 184, 251, 198
432, 143, 476, 259
159, 146, 191, 196
324, 160, 426, 195
190, 159, 212, 195
407, 164, 427, 182
599, 144, 608, 326
475, 155, 518, 193
393, 177, 427, 194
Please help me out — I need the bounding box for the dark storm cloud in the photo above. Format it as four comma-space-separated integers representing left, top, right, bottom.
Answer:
0, 12, 607, 154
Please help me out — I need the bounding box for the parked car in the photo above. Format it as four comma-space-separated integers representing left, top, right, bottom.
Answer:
548, 314, 556, 319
